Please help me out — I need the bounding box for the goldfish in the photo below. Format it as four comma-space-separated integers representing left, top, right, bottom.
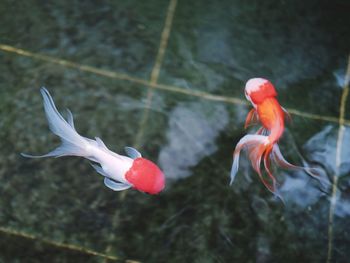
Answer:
230, 78, 315, 197
22, 88, 165, 195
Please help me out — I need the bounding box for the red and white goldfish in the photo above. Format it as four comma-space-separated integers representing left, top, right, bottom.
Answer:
22, 88, 165, 195
230, 78, 315, 197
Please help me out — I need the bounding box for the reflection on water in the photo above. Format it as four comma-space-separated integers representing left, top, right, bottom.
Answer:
159, 101, 229, 179
334, 68, 348, 88
280, 174, 323, 208
280, 125, 350, 214
305, 125, 350, 177
0, 0, 350, 262
164, 35, 228, 91
304, 125, 350, 218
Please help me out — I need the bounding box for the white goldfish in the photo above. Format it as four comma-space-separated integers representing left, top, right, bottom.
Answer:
22, 88, 165, 194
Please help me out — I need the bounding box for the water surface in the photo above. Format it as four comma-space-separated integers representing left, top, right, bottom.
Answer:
0, 0, 349, 262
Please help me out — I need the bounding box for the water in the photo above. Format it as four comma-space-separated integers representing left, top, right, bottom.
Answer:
0, 0, 350, 262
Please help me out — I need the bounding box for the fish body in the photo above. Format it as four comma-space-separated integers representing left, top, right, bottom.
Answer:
256, 99, 284, 143
22, 88, 165, 195
231, 78, 313, 197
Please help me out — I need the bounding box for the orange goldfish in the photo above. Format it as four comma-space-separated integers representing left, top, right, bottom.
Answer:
230, 78, 314, 197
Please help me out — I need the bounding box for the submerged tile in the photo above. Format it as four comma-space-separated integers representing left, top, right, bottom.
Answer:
0, 54, 149, 255
159, 0, 350, 117
129, 89, 347, 262
1, 0, 350, 262
0, 230, 100, 263
0, 0, 169, 78
135, 89, 245, 180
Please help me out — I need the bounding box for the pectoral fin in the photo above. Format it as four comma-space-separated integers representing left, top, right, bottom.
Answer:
124, 147, 142, 159
90, 163, 109, 177
282, 107, 292, 123
244, 109, 259, 129
65, 109, 75, 129
95, 137, 109, 151
104, 178, 131, 191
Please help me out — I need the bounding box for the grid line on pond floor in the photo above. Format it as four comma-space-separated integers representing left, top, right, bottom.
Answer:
134, 0, 178, 148
0, 24, 350, 261
103, 0, 177, 260
1, 44, 348, 126
0, 1, 349, 261
0, 226, 121, 261
326, 54, 350, 263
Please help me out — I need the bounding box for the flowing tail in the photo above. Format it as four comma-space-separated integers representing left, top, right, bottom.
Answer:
230, 134, 317, 197
21, 88, 90, 159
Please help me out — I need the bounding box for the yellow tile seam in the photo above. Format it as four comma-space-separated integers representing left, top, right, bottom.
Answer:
326, 55, 350, 263
0, 44, 349, 126
133, 0, 178, 148
0, 226, 119, 261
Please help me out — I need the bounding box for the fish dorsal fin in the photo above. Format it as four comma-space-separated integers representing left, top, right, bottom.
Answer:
94, 137, 124, 161
96, 138, 125, 160
124, 146, 142, 159
65, 109, 75, 129
95, 137, 109, 151
104, 177, 131, 191
244, 108, 259, 129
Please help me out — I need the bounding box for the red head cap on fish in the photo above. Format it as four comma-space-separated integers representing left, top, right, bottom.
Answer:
125, 158, 165, 194
245, 78, 277, 105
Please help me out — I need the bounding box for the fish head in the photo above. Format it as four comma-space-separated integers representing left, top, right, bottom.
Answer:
125, 158, 165, 194
245, 78, 277, 105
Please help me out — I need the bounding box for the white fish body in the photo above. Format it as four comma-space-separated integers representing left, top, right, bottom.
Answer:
86, 139, 134, 185
21, 88, 142, 191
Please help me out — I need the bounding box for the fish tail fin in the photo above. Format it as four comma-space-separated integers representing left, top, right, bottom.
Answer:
230, 134, 269, 184
21, 88, 90, 159
230, 131, 326, 200
263, 144, 284, 200
271, 143, 328, 187
231, 135, 284, 199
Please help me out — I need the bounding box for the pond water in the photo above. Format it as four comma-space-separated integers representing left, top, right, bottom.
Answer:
0, 0, 350, 262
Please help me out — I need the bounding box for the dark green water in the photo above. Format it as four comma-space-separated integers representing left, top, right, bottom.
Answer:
1, 0, 350, 262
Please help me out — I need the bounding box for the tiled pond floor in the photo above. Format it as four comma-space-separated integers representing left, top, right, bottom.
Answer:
0, 0, 350, 262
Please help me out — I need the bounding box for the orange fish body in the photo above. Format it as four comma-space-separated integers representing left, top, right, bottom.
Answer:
257, 97, 285, 142
231, 78, 311, 198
